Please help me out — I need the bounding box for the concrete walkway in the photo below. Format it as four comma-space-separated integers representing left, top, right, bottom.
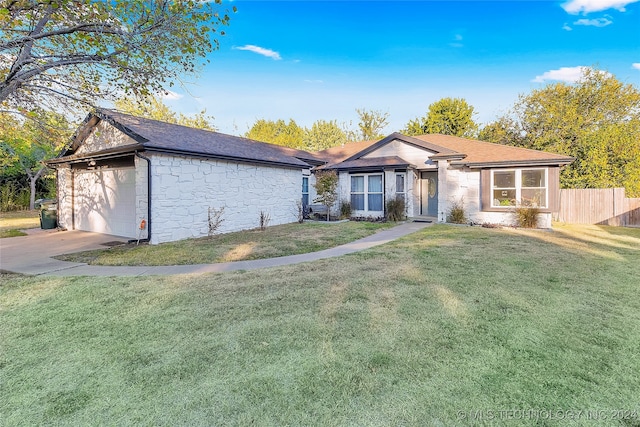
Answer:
0, 221, 432, 277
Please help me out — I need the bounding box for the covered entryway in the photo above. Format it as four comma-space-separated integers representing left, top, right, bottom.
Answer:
73, 167, 137, 238
420, 171, 438, 217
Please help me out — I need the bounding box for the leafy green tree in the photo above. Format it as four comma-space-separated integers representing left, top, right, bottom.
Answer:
303, 120, 346, 151
313, 170, 339, 221
245, 119, 304, 149
481, 68, 640, 196
115, 95, 215, 130
404, 97, 478, 137
0, 110, 73, 209
477, 116, 523, 146
0, 0, 234, 116
356, 108, 389, 140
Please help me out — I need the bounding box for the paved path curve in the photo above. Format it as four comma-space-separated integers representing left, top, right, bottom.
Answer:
0, 222, 432, 277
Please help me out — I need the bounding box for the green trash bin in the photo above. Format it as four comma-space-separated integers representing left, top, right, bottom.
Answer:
40, 203, 58, 229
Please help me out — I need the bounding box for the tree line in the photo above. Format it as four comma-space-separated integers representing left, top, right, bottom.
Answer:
1, 1, 638, 211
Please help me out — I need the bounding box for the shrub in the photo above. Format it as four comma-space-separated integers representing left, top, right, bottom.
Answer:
0, 183, 30, 211
259, 211, 271, 231
208, 206, 225, 236
386, 196, 406, 222
447, 198, 467, 224
514, 205, 540, 228
339, 200, 352, 219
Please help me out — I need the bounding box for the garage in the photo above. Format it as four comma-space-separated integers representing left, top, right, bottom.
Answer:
73, 166, 137, 238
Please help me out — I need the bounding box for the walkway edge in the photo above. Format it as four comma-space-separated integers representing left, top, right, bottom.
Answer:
38, 221, 432, 277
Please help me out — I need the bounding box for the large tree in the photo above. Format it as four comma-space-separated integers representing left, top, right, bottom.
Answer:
0, 110, 72, 209
480, 68, 640, 196
404, 97, 478, 137
244, 119, 305, 149
356, 108, 389, 141
303, 119, 346, 151
0, 0, 234, 116
115, 95, 215, 130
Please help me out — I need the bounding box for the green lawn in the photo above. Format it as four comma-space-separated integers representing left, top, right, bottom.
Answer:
1, 224, 639, 426
0, 210, 39, 238
55, 221, 393, 265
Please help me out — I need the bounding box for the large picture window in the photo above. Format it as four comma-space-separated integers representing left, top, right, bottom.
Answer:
351, 174, 384, 212
491, 169, 547, 208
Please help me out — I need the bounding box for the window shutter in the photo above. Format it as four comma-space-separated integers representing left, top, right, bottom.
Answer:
548, 167, 560, 211
480, 169, 491, 211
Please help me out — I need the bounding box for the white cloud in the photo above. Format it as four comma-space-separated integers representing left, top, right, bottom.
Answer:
562, 23, 573, 30
574, 16, 613, 26
531, 66, 610, 83
234, 44, 282, 60
532, 67, 584, 83
304, 79, 324, 84
160, 90, 183, 100
632, 63, 640, 70
561, 0, 639, 13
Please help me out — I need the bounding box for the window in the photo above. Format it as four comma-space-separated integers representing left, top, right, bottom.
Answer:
491, 169, 547, 208
351, 176, 365, 210
368, 175, 383, 211
302, 177, 309, 208
395, 173, 406, 201
350, 174, 384, 212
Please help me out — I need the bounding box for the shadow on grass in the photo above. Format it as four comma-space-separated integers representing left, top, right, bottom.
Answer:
506, 224, 639, 261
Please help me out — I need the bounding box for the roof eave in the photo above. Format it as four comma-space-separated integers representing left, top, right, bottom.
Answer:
47, 144, 311, 170
429, 153, 467, 161
143, 146, 310, 169
453, 158, 576, 169
46, 143, 145, 166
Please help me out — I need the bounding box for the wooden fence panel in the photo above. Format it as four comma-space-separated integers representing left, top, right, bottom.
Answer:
554, 188, 640, 227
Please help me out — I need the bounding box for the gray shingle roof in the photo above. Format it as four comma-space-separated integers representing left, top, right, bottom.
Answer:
54, 109, 314, 169
103, 110, 313, 168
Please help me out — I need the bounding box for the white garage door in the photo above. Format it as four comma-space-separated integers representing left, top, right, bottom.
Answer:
74, 168, 137, 238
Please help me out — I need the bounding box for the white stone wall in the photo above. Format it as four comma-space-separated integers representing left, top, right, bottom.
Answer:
56, 166, 73, 230
148, 153, 303, 244
336, 171, 350, 216
134, 156, 149, 240
438, 164, 552, 228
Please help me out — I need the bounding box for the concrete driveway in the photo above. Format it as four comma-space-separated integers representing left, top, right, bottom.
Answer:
0, 229, 129, 275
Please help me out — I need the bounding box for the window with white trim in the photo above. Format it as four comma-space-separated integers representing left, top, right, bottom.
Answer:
491, 169, 547, 208
395, 173, 406, 202
302, 176, 309, 208
351, 174, 384, 212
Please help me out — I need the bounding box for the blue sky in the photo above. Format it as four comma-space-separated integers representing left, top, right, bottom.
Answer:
164, 0, 640, 136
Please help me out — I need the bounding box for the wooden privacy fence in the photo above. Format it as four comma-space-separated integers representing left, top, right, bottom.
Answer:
554, 188, 640, 227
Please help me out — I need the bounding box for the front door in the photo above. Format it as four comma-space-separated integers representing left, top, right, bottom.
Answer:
420, 171, 438, 217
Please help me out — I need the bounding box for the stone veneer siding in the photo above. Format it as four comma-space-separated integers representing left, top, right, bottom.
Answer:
56, 166, 73, 230
134, 156, 149, 240
438, 164, 552, 228
148, 153, 302, 244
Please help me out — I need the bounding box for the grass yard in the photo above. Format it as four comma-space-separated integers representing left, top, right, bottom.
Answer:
0, 210, 39, 238
55, 221, 393, 265
1, 224, 639, 426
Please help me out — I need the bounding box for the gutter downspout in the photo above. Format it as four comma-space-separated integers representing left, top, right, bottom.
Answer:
135, 152, 152, 243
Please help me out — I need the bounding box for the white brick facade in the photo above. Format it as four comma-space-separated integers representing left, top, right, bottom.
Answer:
56, 166, 73, 230
148, 153, 302, 244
